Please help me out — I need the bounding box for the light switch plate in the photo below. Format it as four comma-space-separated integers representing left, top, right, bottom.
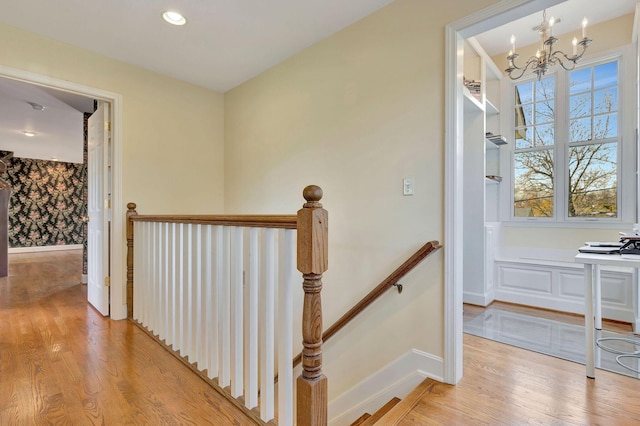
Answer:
403, 177, 414, 195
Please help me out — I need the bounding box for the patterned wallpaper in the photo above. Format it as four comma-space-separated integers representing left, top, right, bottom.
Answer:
6, 158, 87, 247
2, 113, 90, 249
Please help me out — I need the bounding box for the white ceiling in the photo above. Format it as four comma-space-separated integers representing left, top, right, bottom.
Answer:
0, 78, 85, 163
0, 0, 393, 93
475, 0, 637, 56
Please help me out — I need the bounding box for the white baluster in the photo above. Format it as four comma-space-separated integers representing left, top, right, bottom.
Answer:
156, 222, 165, 338
151, 222, 159, 335
168, 222, 177, 349
245, 227, 259, 409
219, 226, 231, 387
133, 222, 142, 320
195, 224, 205, 370
143, 221, 151, 327
260, 228, 276, 421
175, 223, 184, 353
161, 222, 171, 344
208, 225, 220, 379
204, 225, 216, 378
185, 223, 194, 360
278, 229, 295, 426
231, 226, 244, 398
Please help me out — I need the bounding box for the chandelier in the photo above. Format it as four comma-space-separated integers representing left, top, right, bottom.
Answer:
505, 9, 592, 80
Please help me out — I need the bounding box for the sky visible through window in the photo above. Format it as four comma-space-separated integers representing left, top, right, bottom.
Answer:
513, 60, 619, 218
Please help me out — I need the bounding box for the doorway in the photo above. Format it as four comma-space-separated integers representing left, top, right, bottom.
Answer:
0, 65, 125, 319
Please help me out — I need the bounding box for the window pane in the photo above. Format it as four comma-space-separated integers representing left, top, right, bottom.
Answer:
594, 61, 617, 90
568, 142, 617, 217
570, 118, 591, 143
515, 82, 533, 104
594, 87, 618, 114
594, 113, 618, 139
535, 77, 554, 101
515, 103, 533, 127
570, 68, 591, 94
535, 124, 554, 146
535, 100, 554, 124
570, 93, 591, 119
514, 149, 554, 217
515, 127, 533, 149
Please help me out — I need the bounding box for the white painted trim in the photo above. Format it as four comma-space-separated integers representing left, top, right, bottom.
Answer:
463, 289, 495, 307
0, 65, 125, 320
82, 274, 88, 284
444, 0, 565, 386
8, 244, 83, 253
327, 349, 443, 426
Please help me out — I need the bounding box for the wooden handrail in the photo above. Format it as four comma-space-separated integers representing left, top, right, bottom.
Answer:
292, 240, 441, 368
129, 214, 296, 229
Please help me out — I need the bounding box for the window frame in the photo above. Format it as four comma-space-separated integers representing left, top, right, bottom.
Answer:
503, 45, 636, 227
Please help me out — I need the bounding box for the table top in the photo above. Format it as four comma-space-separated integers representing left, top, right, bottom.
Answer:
575, 252, 640, 268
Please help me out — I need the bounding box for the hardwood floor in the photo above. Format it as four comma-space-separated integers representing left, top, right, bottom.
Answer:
0, 250, 254, 425
397, 304, 640, 425
5, 252, 640, 425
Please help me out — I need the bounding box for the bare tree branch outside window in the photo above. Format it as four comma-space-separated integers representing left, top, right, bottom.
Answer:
513, 61, 618, 218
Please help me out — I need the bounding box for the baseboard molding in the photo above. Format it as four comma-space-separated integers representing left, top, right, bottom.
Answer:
81, 274, 88, 284
8, 244, 83, 254
463, 289, 494, 306
328, 348, 443, 426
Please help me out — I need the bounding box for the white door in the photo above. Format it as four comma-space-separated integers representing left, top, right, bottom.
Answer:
87, 102, 110, 315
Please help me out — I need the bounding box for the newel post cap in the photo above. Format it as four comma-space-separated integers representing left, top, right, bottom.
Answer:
297, 185, 328, 274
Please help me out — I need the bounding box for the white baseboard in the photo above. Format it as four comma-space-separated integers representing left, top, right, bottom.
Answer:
9, 244, 83, 254
328, 349, 443, 426
81, 274, 88, 284
463, 289, 494, 306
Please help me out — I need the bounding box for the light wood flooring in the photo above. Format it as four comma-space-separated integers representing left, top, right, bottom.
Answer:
0, 250, 254, 425
3, 251, 640, 425
396, 304, 640, 425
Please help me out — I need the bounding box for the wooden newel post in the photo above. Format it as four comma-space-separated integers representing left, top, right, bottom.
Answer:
126, 202, 138, 319
297, 185, 328, 426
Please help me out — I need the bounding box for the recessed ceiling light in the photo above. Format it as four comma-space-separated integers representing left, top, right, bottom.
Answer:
22, 131, 37, 137
162, 11, 187, 26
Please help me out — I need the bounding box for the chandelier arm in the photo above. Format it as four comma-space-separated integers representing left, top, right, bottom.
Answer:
550, 51, 577, 71
506, 57, 542, 80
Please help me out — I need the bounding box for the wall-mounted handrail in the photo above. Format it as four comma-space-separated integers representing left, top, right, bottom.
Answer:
292, 240, 441, 368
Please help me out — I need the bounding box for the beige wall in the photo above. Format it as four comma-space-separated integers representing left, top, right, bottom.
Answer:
225, 0, 499, 397
492, 14, 636, 252
0, 22, 225, 215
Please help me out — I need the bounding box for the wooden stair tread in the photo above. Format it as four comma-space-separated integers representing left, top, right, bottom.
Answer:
350, 412, 372, 426
360, 397, 401, 426
373, 378, 437, 424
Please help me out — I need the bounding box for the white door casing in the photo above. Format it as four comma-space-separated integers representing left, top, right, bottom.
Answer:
87, 102, 110, 316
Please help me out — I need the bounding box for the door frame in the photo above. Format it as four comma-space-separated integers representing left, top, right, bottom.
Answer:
443, 0, 565, 384
0, 65, 126, 320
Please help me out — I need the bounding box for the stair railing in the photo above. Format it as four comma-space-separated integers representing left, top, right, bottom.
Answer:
292, 240, 442, 368
126, 185, 328, 426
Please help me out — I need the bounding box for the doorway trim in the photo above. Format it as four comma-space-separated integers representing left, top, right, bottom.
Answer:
443, 0, 565, 384
0, 65, 125, 320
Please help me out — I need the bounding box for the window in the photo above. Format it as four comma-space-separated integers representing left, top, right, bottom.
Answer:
511, 56, 626, 222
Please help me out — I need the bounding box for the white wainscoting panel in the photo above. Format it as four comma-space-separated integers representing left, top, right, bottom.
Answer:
495, 260, 635, 323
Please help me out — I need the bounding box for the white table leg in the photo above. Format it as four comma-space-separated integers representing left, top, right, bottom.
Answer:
594, 264, 602, 330
635, 268, 640, 333
585, 263, 595, 379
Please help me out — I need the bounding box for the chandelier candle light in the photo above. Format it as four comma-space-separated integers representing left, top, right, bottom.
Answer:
506, 9, 592, 80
